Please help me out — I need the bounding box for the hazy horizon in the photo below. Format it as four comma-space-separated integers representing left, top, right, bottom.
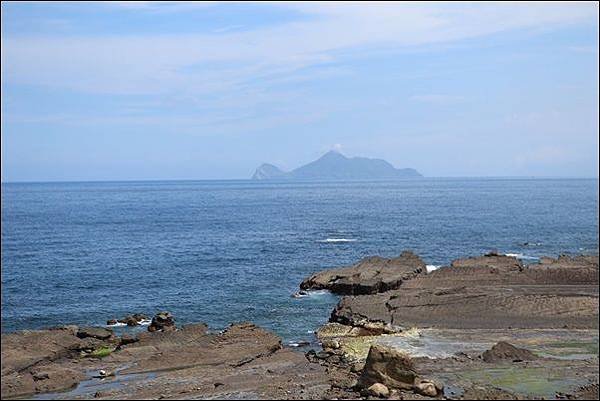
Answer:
2, 2, 599, 182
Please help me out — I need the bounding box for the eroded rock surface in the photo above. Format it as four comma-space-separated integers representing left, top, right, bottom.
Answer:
1, 326, 114, 398
1, 322, 337, 400
300, 250, 426, 295
330, 254, 599, 330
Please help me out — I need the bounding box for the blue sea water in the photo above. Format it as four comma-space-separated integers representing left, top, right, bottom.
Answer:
1, 178, 598, 342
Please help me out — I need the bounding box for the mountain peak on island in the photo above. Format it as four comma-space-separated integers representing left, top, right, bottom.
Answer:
320, 149, 345, 158
251, 151, 422, 180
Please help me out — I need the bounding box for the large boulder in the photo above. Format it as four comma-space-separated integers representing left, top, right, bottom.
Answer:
358, 344, 443, 397
148, 312, 175, 332
367, 382, 390, 398
358, 344, 417, 390
481, 341, 537, 363
300, 251, 426, 295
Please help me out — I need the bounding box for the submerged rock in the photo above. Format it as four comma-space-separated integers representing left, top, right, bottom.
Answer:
300, 250, 426, 295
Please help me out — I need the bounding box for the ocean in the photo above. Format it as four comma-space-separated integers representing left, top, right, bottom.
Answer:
1, 178, 598, 343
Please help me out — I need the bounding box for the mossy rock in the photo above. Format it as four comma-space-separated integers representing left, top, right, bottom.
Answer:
87, 346, 114, 358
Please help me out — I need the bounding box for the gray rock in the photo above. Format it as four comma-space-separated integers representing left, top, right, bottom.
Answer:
300, 251, 426, 295
76, 327, 113, 340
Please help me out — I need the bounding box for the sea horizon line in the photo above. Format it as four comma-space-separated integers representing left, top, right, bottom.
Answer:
1, 176, 599, 185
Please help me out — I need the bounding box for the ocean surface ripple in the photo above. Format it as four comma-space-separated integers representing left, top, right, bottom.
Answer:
2, 178, 598, 342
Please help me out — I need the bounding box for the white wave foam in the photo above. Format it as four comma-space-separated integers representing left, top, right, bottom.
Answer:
292, 289, 332, 299
307, 289, 331, 297
425, 265, 441, 273
106, 318, 152, 327
317, 238, 357, 243
287, 340, 310, 347
505, 253, 539, 260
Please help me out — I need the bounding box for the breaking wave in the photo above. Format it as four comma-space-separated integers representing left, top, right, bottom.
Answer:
106, 318, 151, 327
317, 238, 357, 243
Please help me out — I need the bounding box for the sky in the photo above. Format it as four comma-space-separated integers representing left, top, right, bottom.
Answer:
1, 1, 598, 181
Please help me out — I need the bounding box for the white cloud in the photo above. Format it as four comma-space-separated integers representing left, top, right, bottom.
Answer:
2, 2, 596, 97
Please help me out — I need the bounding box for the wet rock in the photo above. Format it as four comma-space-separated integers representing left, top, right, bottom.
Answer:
76, 327, 113, 340
358, 344, 417, 390
482, 341, 537, 363
111, 313, 149, 326
300, 251, 426, 295
367, 382, 390, 398
148, 312, 175, 332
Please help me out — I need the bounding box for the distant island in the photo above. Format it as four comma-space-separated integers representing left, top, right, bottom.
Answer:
252, 150, 422, 180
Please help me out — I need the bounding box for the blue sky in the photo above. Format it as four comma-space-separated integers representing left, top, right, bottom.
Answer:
1, 1, 598, 181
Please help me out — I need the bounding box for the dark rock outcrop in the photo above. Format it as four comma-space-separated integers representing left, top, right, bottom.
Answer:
300, 251, 426, 295
148, 311, 175, 332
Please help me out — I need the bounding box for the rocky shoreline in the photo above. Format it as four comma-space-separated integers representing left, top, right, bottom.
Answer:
1, 251, 598, 400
